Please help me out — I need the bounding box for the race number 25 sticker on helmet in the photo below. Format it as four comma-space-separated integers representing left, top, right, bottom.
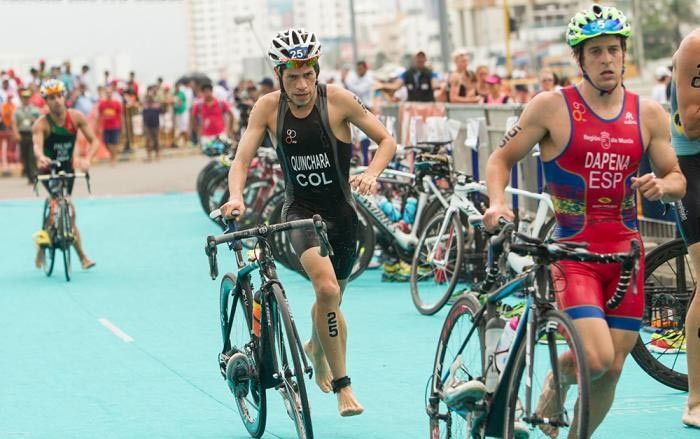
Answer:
268, 28, 322, 67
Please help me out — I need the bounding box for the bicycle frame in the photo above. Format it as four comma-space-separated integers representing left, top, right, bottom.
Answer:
425, 180, 553, 275
434, 260, 554, 438
220, 237, 312, 388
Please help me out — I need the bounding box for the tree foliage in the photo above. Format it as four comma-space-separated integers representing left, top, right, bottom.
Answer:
640, 0, 699, 59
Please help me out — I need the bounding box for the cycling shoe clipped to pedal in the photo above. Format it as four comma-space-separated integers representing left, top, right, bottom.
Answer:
442, 355, 486, 408
226, 352, 253, 398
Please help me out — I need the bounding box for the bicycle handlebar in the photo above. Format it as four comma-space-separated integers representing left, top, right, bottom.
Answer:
205, 209, 334, 280
34, 160, 91, 195
509, 235, 641, 310
470, 216, 641, 309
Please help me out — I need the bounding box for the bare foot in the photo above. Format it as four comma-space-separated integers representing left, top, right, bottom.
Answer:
81, 258, 96, 270
337, 386, 364, 417
684, 405, 700, 428
535, 372, 570, 438
303, 340, 332, 393
35, 253, 44, 269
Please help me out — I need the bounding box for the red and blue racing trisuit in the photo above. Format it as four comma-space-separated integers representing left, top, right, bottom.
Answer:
542, 86, 645, 331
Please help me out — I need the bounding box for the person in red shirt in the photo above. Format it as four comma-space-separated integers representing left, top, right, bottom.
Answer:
97, 85, 123, 165
191, 82, 233, 149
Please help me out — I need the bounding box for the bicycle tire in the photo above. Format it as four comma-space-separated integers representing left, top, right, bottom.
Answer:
348, 207, 375, 281
198, 161, 227, 214
205, 168, 231, 215
58, 200, 72, 282
196, 160, 219, 198
411, 212, 465, 315
504, 309, 591, 439
40, 199, 56, 277
269, 283, 313, 438
416, 196, 446, 238
220, 273, 267, 437
427, 293, 483, 439
630, 238, 691, 391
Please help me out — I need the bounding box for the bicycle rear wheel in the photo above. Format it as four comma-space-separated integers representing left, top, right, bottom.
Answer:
631, 238, 691, 391
220, 273, 267, 437
427, 293, 483, 439
58, 200, 72, 282
504, 309, 590, 439
268, 284, 313, 438
411, 212, 464, 315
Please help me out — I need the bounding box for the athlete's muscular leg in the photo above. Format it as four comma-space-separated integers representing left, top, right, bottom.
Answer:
300, 248, 363, 416
537, 317, 615, 437
305, 279, 347, 393
684, 243, 700, 426
67, 199, 94, 269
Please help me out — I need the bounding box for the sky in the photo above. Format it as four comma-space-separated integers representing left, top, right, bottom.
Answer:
0, 0, 188, 85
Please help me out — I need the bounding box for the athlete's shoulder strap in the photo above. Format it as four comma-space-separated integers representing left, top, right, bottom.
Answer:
314, 83, 355, 206
276, 90, 289, 147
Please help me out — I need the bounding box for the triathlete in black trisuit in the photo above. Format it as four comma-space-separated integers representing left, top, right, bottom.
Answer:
222, 28, 396, 417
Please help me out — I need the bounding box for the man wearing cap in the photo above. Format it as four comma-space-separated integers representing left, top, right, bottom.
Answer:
485, 74, 510, 104
14, 89, 41, 183
387, 51, 438, 102
652, 65, 672, 104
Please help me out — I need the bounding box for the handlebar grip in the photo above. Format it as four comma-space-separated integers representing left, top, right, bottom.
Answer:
312, 214, 334, 258
468, 215, 484, 229
606, 240, 641, 310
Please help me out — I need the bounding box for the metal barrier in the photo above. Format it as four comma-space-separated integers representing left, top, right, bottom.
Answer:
378, 102, 679, 244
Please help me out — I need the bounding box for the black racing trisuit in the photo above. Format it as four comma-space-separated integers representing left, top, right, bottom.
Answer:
43, 111, 78, 194
274, 84, 358, 280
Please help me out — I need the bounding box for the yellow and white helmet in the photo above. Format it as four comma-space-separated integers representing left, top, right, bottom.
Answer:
40, 79, 65, 98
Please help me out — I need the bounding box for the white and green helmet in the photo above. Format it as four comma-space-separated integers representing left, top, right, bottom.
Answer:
566, 4, 631, 47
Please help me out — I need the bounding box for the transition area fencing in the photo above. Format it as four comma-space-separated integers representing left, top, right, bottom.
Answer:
376, 102, 676, 245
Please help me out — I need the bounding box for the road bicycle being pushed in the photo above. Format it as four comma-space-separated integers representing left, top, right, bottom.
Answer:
205, 209, 333, 439
427, 218, 641, 439
34, 160, 90, 282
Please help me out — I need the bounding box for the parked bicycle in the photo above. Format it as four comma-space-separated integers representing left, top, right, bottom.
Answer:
411, 173, 555, 315
34, 160, 90, 282
630, 237, 694, 391
205, 209, 333, 439
427, 218, 640, 439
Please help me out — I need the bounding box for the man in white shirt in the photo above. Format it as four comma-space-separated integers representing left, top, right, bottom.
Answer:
343, 61, 374, 109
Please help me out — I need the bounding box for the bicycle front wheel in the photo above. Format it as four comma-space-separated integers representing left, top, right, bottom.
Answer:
220, 274, 267, 437
58, 200, 72, 282
428, 293, 484, 439
268, 284, 313, 438
504, 309, 590, 439
41, 199, 56, 277
411, 212, 464, 315
631, 238, 692, 391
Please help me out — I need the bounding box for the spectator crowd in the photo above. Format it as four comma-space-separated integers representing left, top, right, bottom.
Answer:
0, 50, 669, 181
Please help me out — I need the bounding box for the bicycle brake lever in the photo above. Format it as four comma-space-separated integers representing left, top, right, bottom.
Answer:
206, 236, 219, 280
